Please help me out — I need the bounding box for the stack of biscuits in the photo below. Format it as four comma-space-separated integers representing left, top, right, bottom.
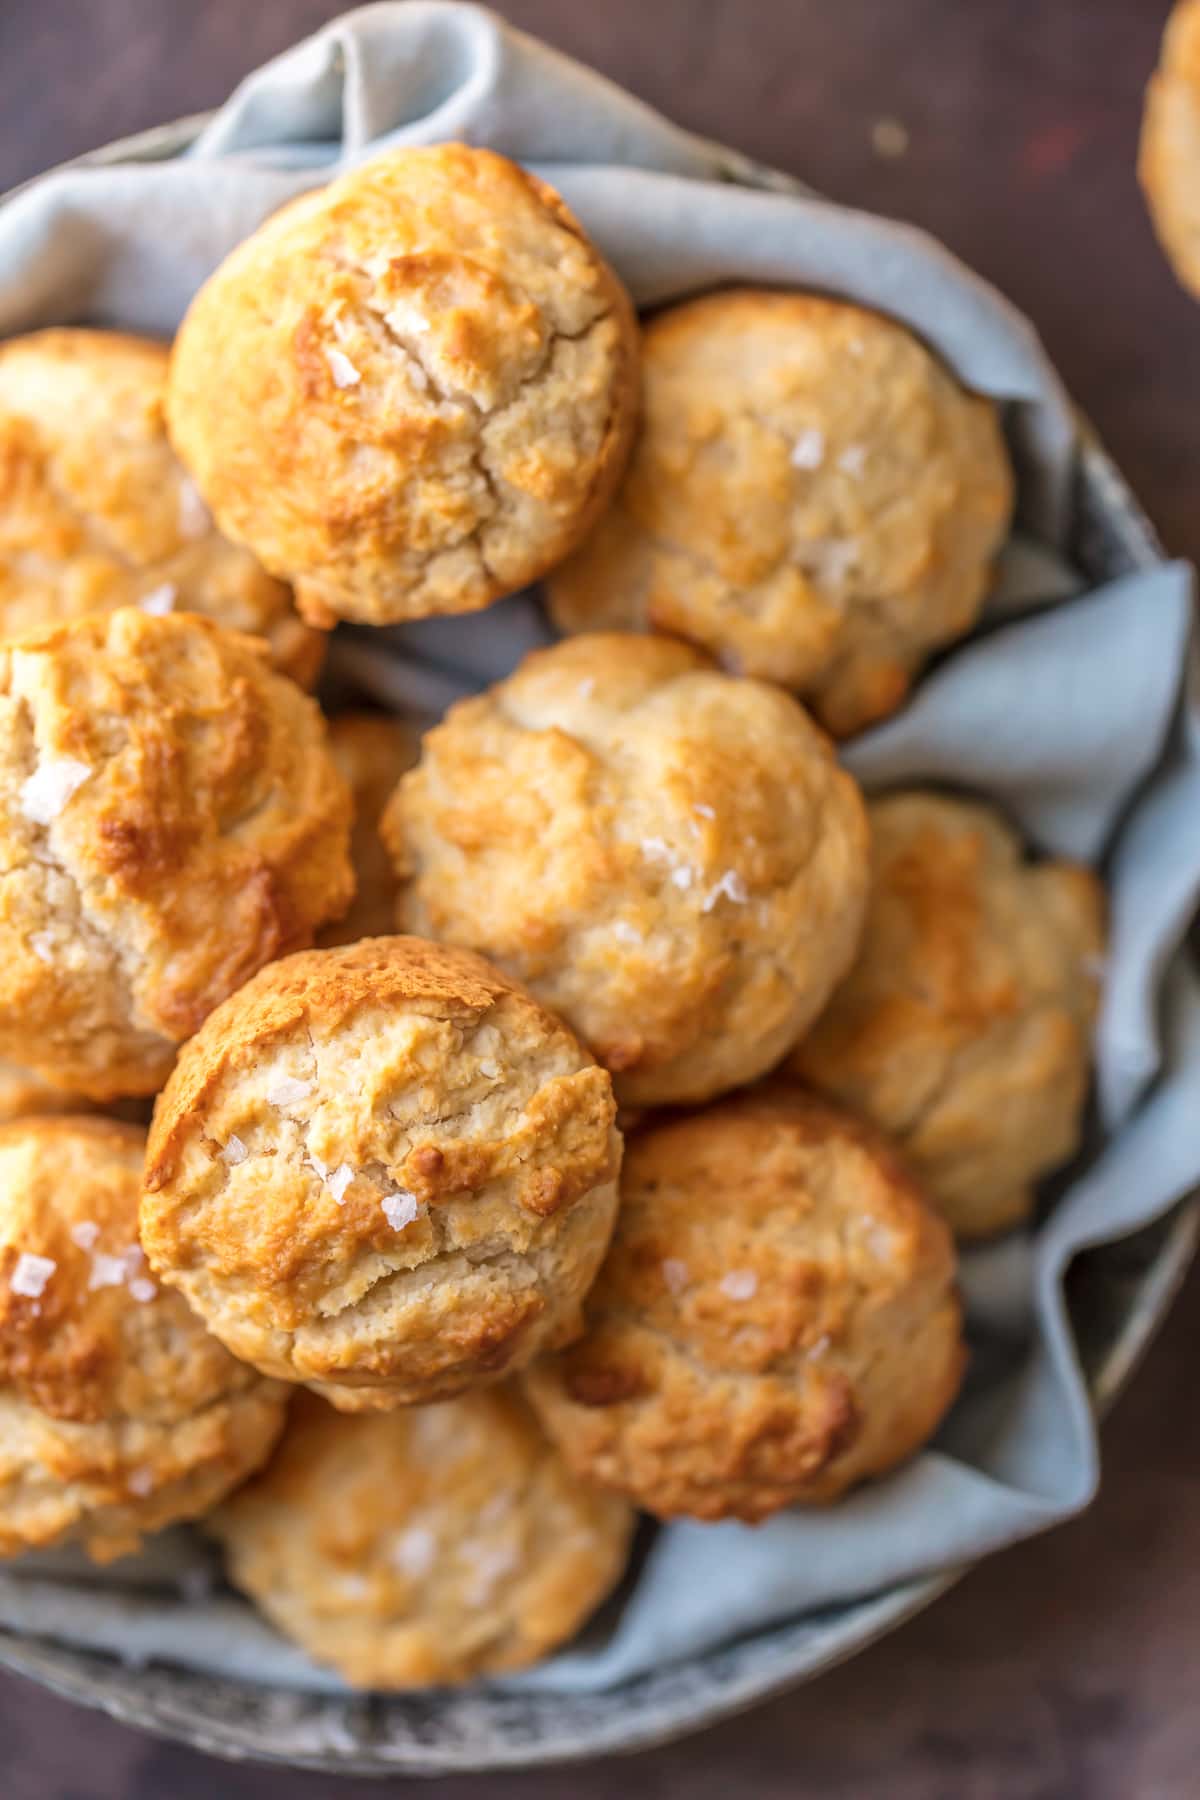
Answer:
0, 143, 1105, 1689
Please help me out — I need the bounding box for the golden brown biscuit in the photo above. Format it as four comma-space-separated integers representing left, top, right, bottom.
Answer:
1140, 0, 1200, 298
317, 712, 420, 948
212, 1387, 633, 1687
0, 330, 323, 684
0, 1059, 99, 1122
383, 633, 870, 1108
524, 1084, 963, 1521
0, 1116, 287, 1562
141, 937, 622, 1411
791, 791, 1105, 1239
167, 144, 639, 628
0, 608, 353, 1099
547, 290, 1013, 737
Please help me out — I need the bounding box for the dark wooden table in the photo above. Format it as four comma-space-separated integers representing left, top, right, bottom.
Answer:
1, 4, 1197, 1796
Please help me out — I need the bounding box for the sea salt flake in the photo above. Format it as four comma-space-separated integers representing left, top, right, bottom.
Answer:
326, 1164, 355, 1205
791, 428, 825, 470
29, 932, 55, 964
797, 538, 857, 587
670, 866, 694, 890
702, 870, 749, 912
138, 583, 176, 616
692, 803, 716, 820
391, 1525, 436, 1578
127, 1468, 154, 1497
221, 1135, 248, 1166
325, 347, 362, 389
479, 1060, 500, 1079
807, 1333, 832, 1361
838, 445, 867, 477
463, 1540, 518, 1601
720, 1269, 758, 1302
578, 678, 595, 698
381, 1190, 419, 1232
661, 1258, 690, 1296
641, 836, 674, 863
19, 757, 91, 825
10, 1252, 55, 1298
69, 1221, 100, 1251
177, 479, 211, 540
612, 921, 640, 944
129, 1277, 157, 1303
88, 1252, 129, 1291
266, 1075, 314, 1108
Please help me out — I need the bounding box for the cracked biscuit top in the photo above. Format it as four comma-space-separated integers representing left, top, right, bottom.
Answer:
383, 633, 871, 1108
0, 608, 353, 1098
547, 289, 1013, 737
523, 1083, 964, 1521
791, 790, 1105, 1239
212, 1387, 634, 1687
0, 330, 323, 685
0, 1116, 288, 1561
140, 936, 622, 1411
165, 144, 640, 627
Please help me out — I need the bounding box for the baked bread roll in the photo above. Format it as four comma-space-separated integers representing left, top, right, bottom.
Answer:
0, 1116, 287, 1562
0, 329, 321, 683
167, 144, 639, 627
791, 790, 1105, 1239
524, 1084, 963, 1520
141, 937, 621, 1411
384, 632, 870, 1107
318, 712, 420, 948
1141, 0, 1200, 298
212, 1387, 633, 1687
0, 608, 353, 1098
547, 290, 1013, 737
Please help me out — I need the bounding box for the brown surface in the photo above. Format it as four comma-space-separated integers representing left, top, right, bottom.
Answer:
0, 0, 1197, 1794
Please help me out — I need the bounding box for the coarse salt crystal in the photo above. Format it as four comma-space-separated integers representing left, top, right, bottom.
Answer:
693, 803, 716, 820
29, 932, 55, 963
791, 428, 825, 470
807, 1333, 832, 1361
479, 1060, 500, 1079
139, 583, 176, 616
325, 347, 362, 389
19, 757, 91, 826
326, 1164, 355, 1205
382, 1190, 419, 1232
88, 1252, 129, 1290
221, 1135, 248, 1166
670, 866, 694, 890
266, 1075, 314, 1108
702, 870, 749, 912
129, 1277, 157, 1303
10, 1252, 55, 1298
578, 678, 595, 698
661, 1258, 690, 1296
612, 921, 640, 944
720, 1269, 758, 1302
127, 1468, 154, 1497
69, 1221, 100, 1251
177, 479, 212, 540
838, 445, 867, 477
641, 836, 674, 862
392, 1525, 436, 1578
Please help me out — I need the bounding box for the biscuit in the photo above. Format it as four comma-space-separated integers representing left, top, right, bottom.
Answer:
318, 713, 420, 948
547, 290, 1013, 737
0, 330, 322, 684
0, 1116, 287, 1562
0, 1059, 99, 1123
140, 937, 622, 1410
1140, 0, 1200, 298
791, 790, 1105, 1239
167, 144, 639, 627
383, 633, 870, 1108
524, 1084, 963, 1520
212, 1387, 633, 1687
0, 608, 353, 1098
